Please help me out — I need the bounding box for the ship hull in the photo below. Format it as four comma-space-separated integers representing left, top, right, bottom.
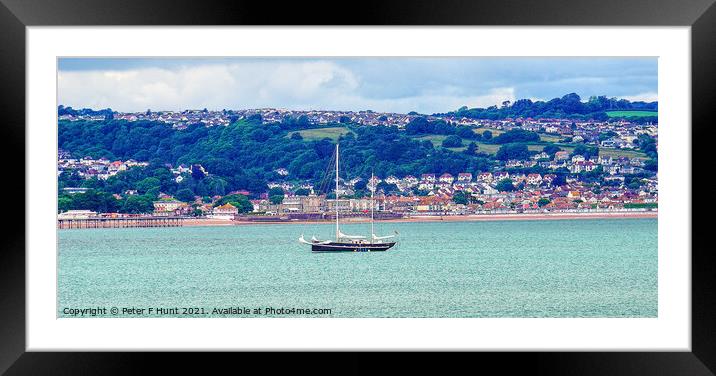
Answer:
312, 242, 396, 253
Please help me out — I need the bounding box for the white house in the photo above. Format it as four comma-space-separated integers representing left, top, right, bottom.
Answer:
457, 173, 472, 183
439, 173, 454, 184
210, 203, 238, 220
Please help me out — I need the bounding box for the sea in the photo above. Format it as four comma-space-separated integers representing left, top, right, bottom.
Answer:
58, 218, 657, 318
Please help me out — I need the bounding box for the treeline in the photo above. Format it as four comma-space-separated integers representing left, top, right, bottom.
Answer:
405, 117, 478, 139
439, 93, 657, 122
58, 105, 114, 118
405, 117, 541, 143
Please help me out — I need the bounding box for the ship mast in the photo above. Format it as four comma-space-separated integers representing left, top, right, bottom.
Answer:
335, 144, 339, 241
371, 171, 374, 244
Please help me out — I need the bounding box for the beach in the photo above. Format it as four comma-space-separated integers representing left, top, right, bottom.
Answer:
183, 210, 658, 227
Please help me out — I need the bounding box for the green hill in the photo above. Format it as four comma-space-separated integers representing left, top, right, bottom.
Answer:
286, 127, 352, 141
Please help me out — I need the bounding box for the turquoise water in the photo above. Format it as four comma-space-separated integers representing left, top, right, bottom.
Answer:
58, 218, 657, 318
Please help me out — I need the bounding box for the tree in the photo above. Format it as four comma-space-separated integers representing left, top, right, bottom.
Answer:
106, 179, 128, 194
294, 188, 311, 196
268, 187, 284, 197
58, 195, 73, 213
121, 194, 154, 214
580, 166, 604, 184
250, 128, 271, 142
214, 194, 253, 213
175, 188, 196, 202
453, 191, 469, 205
412, 187, 430, 196
191, 165, 206, 180
495, 179, 516, 192
81, 178, 103, 189
491, 129, 540, 144
405, 117, 430, 134
482, 130, 493, 140
247, 114, 263, 123
599, 131, 618, 141
206, 177, 227, 196
628, 181, 641, 190
538, 198, 551, 207
442, 135, 463, 148
455, 126, 476, 139
591, 112, 609, 122
268, 187, 285, 204
376, 182, 399, 194
463, 142, 478, 155
296, 115, 310, 127
543, 144, 562, 157
81, 190, 120, 213
136, 177, 161, 194
552, 174, 567, 186
636, 134, 658, 158
495, 143, 530, 161
571, 144, 599, 159
421, 140, 434, 150
290, 132, 303, 140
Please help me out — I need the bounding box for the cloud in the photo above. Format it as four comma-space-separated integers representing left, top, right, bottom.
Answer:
58, 58, 658, 114
59, 61, 360, 112
618, 92, 659, 102
58, 61, 515, 114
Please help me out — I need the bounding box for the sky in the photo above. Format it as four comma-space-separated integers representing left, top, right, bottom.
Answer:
58, 57, 658, 114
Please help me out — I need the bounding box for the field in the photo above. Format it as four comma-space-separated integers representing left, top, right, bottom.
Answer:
413, 134, 647, 159
415, 134, 450, 146
606, 111, 658, 118
474, 127, 562, 142
415, 135, 466, 151
287, 127, 352, 141
537, 133, 562, 142
415, 135, 554, 155
473, 127, 505, 137
597, 147, 648, 159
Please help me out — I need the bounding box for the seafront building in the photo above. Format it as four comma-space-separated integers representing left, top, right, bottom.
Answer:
209, 203, 239, 220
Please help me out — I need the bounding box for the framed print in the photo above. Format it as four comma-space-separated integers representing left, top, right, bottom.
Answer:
2, 0, 715, 374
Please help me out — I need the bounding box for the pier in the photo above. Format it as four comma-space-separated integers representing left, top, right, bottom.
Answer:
57, 217, 184, 229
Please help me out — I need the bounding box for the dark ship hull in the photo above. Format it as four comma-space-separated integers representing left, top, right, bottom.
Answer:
312, 242, 396, 253
302, 144, 398, 253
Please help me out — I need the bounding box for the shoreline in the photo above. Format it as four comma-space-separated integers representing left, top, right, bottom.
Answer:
184, 211, 657, 227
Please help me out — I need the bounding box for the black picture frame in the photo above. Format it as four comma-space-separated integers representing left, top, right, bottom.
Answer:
1, 0, 714, 374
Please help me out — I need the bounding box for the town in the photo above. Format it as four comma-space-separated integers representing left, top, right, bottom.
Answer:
59, 105, 656, 151
57, 105, 658, 225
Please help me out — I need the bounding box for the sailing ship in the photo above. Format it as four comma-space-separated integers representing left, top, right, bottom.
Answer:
299, 144, 397, 252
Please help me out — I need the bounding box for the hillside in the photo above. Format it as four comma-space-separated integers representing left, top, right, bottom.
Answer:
57, 112, 659, 215
58, 118, 494, 196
